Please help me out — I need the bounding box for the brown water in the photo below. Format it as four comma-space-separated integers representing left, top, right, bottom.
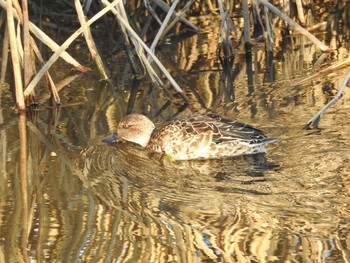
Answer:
1, 9, 350, 263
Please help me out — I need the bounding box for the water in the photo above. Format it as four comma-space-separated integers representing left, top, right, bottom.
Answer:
1, 8, 350, 263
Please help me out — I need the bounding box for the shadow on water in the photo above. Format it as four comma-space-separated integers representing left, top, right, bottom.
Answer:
84, 138, 279, 191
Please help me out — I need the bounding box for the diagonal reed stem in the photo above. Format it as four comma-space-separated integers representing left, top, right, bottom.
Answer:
101, 0, 190, 103
24, 0, 120, 97
149, 0, 179, 56
0, 0, 87, 71
258, 0, 330, 52
303, 69, 350, 129
74, 0, 110, 80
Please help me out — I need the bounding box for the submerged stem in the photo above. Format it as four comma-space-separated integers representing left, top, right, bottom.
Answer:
303, 69, 350, 129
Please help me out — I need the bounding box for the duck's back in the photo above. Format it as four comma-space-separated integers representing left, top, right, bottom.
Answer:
147, 114, 277, 160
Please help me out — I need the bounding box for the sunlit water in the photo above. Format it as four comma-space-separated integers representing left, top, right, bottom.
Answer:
1, 8, 350, 263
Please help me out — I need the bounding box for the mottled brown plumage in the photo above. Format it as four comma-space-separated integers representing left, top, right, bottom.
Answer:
114, 113, 278, 160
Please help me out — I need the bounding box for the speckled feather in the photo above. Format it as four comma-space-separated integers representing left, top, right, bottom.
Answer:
115, 113, 278, 160
147, 114, 277, 160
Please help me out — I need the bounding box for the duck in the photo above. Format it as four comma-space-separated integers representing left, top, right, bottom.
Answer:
104, 113, 278, 160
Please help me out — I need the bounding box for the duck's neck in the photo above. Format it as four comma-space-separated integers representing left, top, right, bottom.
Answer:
142, 128, 158, 148
134, 127, 156, 148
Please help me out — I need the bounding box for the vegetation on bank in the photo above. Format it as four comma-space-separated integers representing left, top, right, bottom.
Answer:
0, 0, 349, 127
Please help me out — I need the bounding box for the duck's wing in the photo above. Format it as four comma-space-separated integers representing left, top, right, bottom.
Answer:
183, 114, 277, 144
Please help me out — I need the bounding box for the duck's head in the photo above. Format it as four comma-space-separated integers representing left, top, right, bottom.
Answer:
115, 114, 155, 147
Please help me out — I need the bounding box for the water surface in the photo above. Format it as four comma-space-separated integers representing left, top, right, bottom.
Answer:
1, 7, 350, 263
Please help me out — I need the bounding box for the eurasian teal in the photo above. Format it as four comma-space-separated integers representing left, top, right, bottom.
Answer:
109, 113, 278, 160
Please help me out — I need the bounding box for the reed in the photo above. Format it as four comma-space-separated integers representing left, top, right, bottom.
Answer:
21, 0, 33, 87
303, 69, 350, 129
0, 0, 88, 108
74, 0, 110, 80
0, 0, 341, 113
295, 0, 305, 26
257, 0, 330, 52
149, 0, 179, 56
0, 25, 9, 83
217, 0, 235, 58
24, 0, 120, 97
6, 0, 25, 110
101, 0, 190, 103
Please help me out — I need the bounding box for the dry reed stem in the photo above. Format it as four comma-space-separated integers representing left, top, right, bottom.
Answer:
1, 26, 9, 83
113, 1, 145, 78
29, 37, 60, 104
292, 22, 327, 35
103, 0, 161, 82
160, 0, 197, 39
74, 0, 110, 80
138, 50, 162, 84
101, 0, 189, 103
24, 0, 120, 97
21, 0, 33, 87
6, 0, 25, 110
292, 57, 350, 87
242, 0, 251, 44
37, 73, 80, 104
149, 0, 179, 56
217, 0, 235, 56
145, 0, 163, 25
304, 69, 350, 129
45, 74, 60, 104
295, 0, 305, 26
264, 6, 273, 51
258, 0, 330, 52
0, 0, 87, 72
153, 0, 198, 31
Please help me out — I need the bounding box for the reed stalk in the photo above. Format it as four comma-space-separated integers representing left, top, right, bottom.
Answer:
74, 0, 110, 80
44, 73, 60, 104
153, 0, 198, 31
144, 0, 163, 26
113, 0, 144, 78
160, 0, 197, 39
107, 0, 162, 83
264, 6, 273, 51
292, 57, 350, 87
295, 0, 305, 26
6, 0, 25, 110
149, 0, 179, 56
0, 25, 9, 83
21, 0, 33, 87
29, 37, 60, 104
101, 0, 190, 103
24, 0, 120, 97
258, 0, 330, 52
0, 0, 87, 72
303, 69, 350, 129
242, 0, 251, 46
217, 0, 235, 57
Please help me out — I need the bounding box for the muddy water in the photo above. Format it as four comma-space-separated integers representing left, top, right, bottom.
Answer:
1, 12, 350, 263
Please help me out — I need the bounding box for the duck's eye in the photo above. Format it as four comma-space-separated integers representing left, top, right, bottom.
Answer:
122, 124, 129, 128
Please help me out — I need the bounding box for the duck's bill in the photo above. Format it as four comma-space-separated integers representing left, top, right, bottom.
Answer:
102, 133, 118, 144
